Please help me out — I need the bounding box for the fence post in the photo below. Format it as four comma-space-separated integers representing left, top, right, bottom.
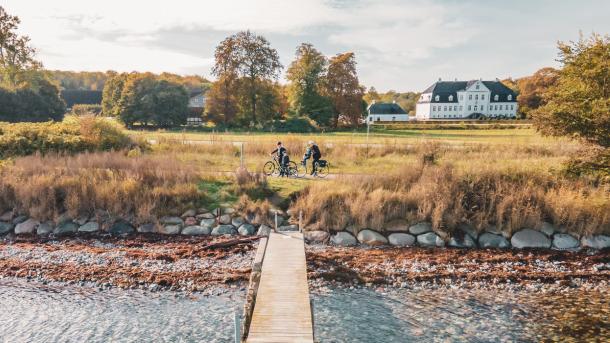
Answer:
240, 142, 244, 168
299, 210, 303, 233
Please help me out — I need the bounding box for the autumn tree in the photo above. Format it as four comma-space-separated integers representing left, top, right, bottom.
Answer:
516, 68, 559, 118
209, 31, 282, 125
286, 43, 333, 125
323, 52, 364, 128
101, 72, 127, 116
532, 33, 610, 175
0, 6, 41, 88
209, 35, 241, 124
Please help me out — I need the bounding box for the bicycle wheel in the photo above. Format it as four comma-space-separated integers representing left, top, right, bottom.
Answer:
263, 161, 276, 176
316, 162, 330, 178
297, 161, 308, 178
287, 161, 299, 178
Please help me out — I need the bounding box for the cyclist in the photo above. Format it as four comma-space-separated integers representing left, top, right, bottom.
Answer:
270, 141, 289, 176
302, 140, 322, 176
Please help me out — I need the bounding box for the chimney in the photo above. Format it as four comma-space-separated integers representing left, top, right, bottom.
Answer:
454, 78, 458, 81
438, 77, 442, 82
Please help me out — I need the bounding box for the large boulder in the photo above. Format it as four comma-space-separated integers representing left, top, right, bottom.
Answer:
552, 233, 580, 250
182, 225, 211, 236
409, 222, 432, 235
158, 225, 181, 235
36, 222, 53, 235
78, 222, 100, 233
181, 209, 197, 218
232, 217, 245, 228
331, 232, 357, 246
257, 225, 272, 236
457, 223, 478, 240
357, 229, 388, 246
54, 222, 79, 236
12, 215, 28, 225
278, 224, 299, 232
485, 225, 502, 235
184, 217, 198, 226
417, 232, 445, 247
388, 233, 416, 247
160, 216, 184, 226
0, 222, 14, 234
304, 230, 330, 243
137, 223, 156, 233
238, 224, 256, 236
199, 213, 216, 220
0, 211, 14, 222
200, 218, 216, 228
383, 220, 409, 233
223, 207, 236, 215
511, 229, 551, 249
211, 225, 237, 236
218, 214, 232, 225
107, 221, 134, 235
581, 235, 610, 250
539, 222, 556, 237
15, 219, 39, 234
448, 234, 477, 248
478, 233, 510, 248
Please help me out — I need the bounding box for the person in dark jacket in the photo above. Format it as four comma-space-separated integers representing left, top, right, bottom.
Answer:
270, 141, 289, 176
302, 140, 321, 176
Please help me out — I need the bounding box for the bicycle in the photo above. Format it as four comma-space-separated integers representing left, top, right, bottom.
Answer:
299, 159, 330, 178
263, 156, 299, 177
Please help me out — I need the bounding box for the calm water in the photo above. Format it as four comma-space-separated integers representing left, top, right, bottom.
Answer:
312, 287, 610, 342
0, 279, 243, 343
2, 279, 609, 342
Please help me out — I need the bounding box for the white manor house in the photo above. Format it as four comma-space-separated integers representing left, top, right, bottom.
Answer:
415, 79, 518, 120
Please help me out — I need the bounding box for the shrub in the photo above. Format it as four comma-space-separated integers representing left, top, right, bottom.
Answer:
267, 117, 320, 133
0, 116, 140, 158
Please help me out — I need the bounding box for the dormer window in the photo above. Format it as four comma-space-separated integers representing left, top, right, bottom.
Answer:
494, 94, 499, 101
449, 95, 453, 101
508, 94, 512, 101
435, 95, 440, 102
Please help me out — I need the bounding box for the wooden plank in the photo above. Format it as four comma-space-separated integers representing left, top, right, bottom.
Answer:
247, 232, 314, 343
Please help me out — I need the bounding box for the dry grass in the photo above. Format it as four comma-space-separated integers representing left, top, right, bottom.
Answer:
291, 159, 610, 237
0, 151, 203, 223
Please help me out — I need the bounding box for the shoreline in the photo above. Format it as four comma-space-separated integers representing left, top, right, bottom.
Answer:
1, 235, 608, 295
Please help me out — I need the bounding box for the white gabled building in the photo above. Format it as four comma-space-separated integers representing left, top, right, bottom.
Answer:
415, 79, 518, 120
366, 101, 409, 123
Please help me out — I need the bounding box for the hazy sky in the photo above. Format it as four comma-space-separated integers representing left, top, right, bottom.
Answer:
4, 0, 610, 91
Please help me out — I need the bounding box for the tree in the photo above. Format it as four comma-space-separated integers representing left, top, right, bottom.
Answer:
323, 52, 365, 128
211, 31, 282, 125
532, 33, 610, 174
286, 43, 333, 125
516, 68, 559, 118
234, 31, 282, 124
209, 35, 241, 125
101, 72, 126, 116
363, 86, 381, 104
0, 6, 40, 88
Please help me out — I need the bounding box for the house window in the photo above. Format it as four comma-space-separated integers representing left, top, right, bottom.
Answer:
474, 105, 478, 111
432, 106, 436, 111
444, 106, 447, 111
392, 116, 396, 121
435, 95, 440, 101
475, 94, 478, 100
460, 95, 463, 100
449, 95, 454, 101
481, 94, 485, 100
468, 105, 471, 111
495, 105, 498, 110
494, 94, 499, 101
489, 105, 492, 111
369, 117, 373, 122
476, 84, 480, 89
508, 95, 512, 101
469, 94, 472, 100
511, 105, 514, 110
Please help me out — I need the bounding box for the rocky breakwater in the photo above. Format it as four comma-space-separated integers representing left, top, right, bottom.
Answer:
0, 205, 290, 240
316, 219, 610, 252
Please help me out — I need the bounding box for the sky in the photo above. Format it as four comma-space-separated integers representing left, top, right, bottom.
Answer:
3, 0, 610, 92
